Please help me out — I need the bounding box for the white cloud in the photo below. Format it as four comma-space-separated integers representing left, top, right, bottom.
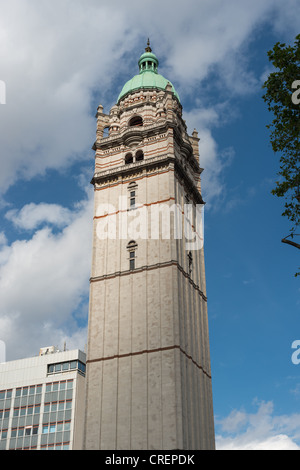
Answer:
5, 202, 75, 230
271, 0, 300, 37
216, 401, 300, 450
0, 0, 298, 198
0, 232, 7, 246
218, 433, 300, 450
0, 0, 139, 193
153, 0, 299, 87
290, 383, 300, 397
184, 106, 235, 204
0, 192, 93, 360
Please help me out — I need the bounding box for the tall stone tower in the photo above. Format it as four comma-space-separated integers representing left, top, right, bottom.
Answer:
84, 42, 215, 450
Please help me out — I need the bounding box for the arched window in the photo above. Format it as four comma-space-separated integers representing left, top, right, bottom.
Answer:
129, 116, 143, 127
125, 153, 133, 164
128, 182, 137, 209
135, 150, 144, 162
103, 126, 109, 137
127, 240, 137, 271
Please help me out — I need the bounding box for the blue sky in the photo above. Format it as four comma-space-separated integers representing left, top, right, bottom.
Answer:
0, 0, 299, 450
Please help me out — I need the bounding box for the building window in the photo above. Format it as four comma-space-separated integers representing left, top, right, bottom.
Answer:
135, 150, 144, 161
44, 400, 72, 412
130, 190, 136, 209
129, 251, 135, 270
127, 240, 137, 270
45, 379, 73, 391
129, 115, 143, 127
42, 424, 49, 434
13, 404, 40, 417
15, 385, 42, 397
42, 421, 71, 435
0, 409, 10, 419
128, 182, 138, 210
125, 152, 133, 164
125, 150, 144, 165
103, 126, 109, 137
47, 360, 85, 376
188, 251, 193, 275
0, 389, 12, 400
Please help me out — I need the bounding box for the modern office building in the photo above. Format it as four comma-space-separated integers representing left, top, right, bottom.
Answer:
84, 41, 215, 450
0, 346, 86, 450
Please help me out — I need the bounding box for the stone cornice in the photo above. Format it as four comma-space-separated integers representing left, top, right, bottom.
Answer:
93, 118, 194, 156
93, 120, 172, 151
91, 153, 173, 183
90, 259, 208, 302
86, 344, 212, 379
91, 153, 205, 204
92, 115, 201, 178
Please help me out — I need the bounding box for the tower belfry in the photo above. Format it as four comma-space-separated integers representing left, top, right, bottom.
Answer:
84, 43, 215, 450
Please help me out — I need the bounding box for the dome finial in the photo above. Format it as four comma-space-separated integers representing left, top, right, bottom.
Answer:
145, 38, 152, 52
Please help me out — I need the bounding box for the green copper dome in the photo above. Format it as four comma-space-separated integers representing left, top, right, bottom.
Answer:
117, 42, 180, 103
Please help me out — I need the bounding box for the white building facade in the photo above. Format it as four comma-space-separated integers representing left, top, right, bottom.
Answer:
0, 347, 86, 450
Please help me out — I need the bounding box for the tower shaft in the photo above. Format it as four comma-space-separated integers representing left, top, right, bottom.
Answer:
84, 47, 215, 450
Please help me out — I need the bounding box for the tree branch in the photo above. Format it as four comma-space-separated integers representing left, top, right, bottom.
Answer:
281, 236, 300, 249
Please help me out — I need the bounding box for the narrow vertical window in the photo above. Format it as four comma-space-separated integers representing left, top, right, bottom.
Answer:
128, 182, 138, 210
188, 251, 193, 275
130, 190, 136, 209
127, 240, 137, 271
129, 251, 135, 270
103, 126, 109, 137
